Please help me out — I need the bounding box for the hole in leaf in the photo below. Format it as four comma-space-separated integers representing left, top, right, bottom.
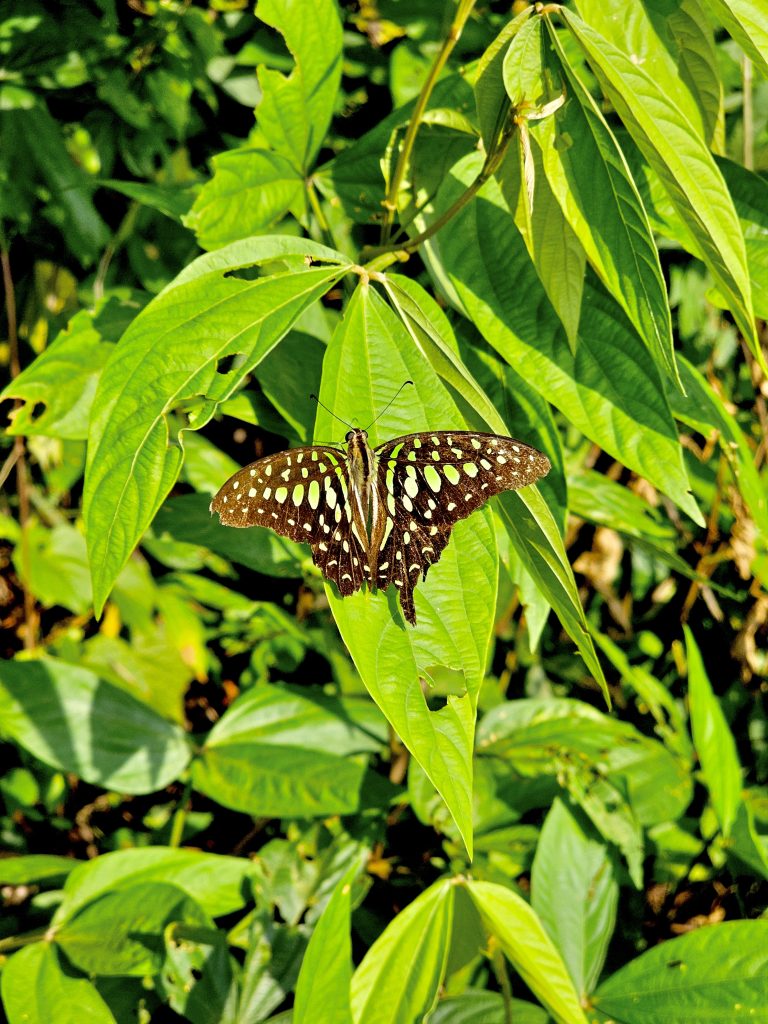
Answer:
29, 400, 46, 422
216, 354, 239, 375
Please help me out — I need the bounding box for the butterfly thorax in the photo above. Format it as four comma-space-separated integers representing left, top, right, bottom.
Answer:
345, 428, 386, 566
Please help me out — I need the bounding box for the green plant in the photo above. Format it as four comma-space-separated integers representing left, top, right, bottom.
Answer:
1, 1, 767, 1022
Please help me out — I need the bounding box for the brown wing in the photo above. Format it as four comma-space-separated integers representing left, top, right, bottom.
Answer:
210, 445, 367, 597
373, 431, 551, 624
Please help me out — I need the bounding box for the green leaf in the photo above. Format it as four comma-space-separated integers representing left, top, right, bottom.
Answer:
477, 699, 692, 828
5, 104, 109, 264
15, 522, 92, 615
315, 282, 499, 856
467, 880, 589, 1024
191, 685, 368, 817
559, 7, 760, 369
0, 854, 77, 886
593, 920, 768, 1022
0, 658, 190, 794
84, 236, 350, 614
685, 626, 743, 838
184, 149, 304, 250
256, 0, 343, 173
532, 23, 679, 389
495, 486, 609, 704
153, 493, 306, 578
531, 798, 618, 998
572, 0, 723, 146
55, 882, 208, 976
707, 0, 768, 77
158, 922, 235, 1024
474, 9, 533, 152
1, 308, 113, 439
428, 992, 548, 1024
669, 357, 768, 540
294, 865, 357, 1024
427, 151, 702, 525
351, 880, 454, 1024
1, 943, 117, 1024
730, 792, 768, 881
53, 847, 258, 924
98, 178, 197, 221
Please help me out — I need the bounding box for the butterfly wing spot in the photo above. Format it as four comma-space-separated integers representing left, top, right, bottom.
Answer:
263, 487, 272, 499
303, 523, 312, 532
431, 450, 440, 461
497, 455, 507, 464
402, 494, 414, 512
233, 481, 239, 489
447, 502, 456, 511
248, 487, 256, 497
403, 531, 410, 544
222, 496, 228, 503
404, 476, 419, 498
424, 466, 441, 492
480, 459, 492, 470
288, 518, 295, 526
308, 480, 320, 508
296, 453, 303, 463
292, 484, 304, 506
264, 465, 272, 476
444, 465, 460, 485
275, 487, 288, 503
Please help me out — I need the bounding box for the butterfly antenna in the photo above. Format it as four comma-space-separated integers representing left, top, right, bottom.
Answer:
364, 380, 414, 431
309, 393, 355, 431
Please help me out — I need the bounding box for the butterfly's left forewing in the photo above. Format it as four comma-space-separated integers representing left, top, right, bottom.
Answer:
210, 444, 368, 597
372, 431, 551, 623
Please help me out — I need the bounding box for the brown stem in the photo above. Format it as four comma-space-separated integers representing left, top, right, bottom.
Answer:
1, 244, 37, 649
379, 0, 478, 244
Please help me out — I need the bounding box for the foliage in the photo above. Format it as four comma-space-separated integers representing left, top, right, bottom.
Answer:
1, 1, 767, 1022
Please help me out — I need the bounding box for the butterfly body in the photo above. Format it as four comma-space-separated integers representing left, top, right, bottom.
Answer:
211, 428, 550, 625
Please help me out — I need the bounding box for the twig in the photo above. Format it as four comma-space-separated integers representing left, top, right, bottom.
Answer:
379, 0, 477, 245
1, 244, 36, 649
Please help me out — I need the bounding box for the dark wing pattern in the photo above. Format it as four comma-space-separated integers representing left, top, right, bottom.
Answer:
373, 431, 551, 624
209, 445, 367, 597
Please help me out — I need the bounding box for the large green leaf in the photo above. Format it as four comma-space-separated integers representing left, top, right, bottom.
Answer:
530, 23, 679, 389
559, 7, 760, 368
685, 627, 743, 838
256, 0, 343, 173
531, 798, 618, 998
467, 880, 589, 1024
669, 357, 768, 540
1, 308, 113, 439
707, 0, 768, 76
426, 152, 702, 525
1, 943, 117, 1024
593, 921, 768, 1022
84, 236, 350, 614
0, 658, 190, 794
572, 0, 723, 145
380, 273, 604, 693
52, 847, 258, 924
55, 882, 209, 977
184, 148, 304, 250
190, 684, 369, 816
315, 282, 500, 856
351, 880, 455, 1024
294, 865, 357, 1024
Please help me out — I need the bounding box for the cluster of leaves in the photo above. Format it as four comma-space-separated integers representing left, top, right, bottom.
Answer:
1, 1, 767, 1022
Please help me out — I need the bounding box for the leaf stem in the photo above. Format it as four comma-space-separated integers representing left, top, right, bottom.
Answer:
379, 0, 477, 244
0, 929, 49, 953
1, 243, 36, 650
169, 778, 193, 848
491, 943, 514, 1024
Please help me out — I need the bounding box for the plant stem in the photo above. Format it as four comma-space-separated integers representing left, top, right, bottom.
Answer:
743, 56, 753, 171
491, 944, 514, 1024
1, 244, 36, 650
363, 113, 516, 264
0, 930, 49, 953
169, 778, 193, 848
379, 0, 477, 245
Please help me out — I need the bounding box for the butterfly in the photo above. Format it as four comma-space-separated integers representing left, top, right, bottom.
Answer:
210, 428, 550, 625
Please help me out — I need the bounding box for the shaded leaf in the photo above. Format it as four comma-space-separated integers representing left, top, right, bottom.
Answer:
685, 626, 742, 837
1, 943, 117, 1024
0, 658, 190, 795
